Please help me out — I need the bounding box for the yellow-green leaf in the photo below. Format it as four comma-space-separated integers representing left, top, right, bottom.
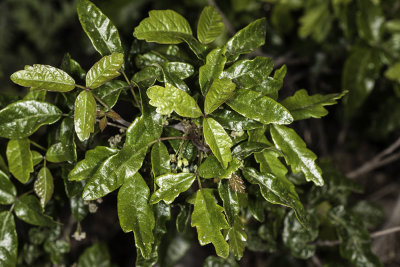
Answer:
6, 139, 33, 184
34, 167, 54, 208
197, 6, 224, 44
204, 78, 236, 114
86, 53, 124, 89
74, 90, 97, 142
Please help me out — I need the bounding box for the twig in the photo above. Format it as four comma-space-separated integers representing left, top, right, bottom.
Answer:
206, 0, 235, 35
96, 119, 127, 130
121, 70, 141, 110
316, 226, 400, 247
311, 255, 323, 267
30, 140, 47, 151
347, 136, 400, 178
147, 136, 189, 146
91, 93, 131, 127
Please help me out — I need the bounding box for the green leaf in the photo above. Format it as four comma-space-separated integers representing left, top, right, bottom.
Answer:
329, 206, 382, 267
74, 90, 97, 141
385, 61, 400, 83
86, 53, 124, 89
70, 195, 89, 222
147, 84, 203, 118
191, 189, 230, 258
68, 146, 118, 181
356, 0, 384, 44
218, 180, 239, 225
77, 0, 124, 56
227, 218, 247, 260
270, 125, 323, 186
283, 210, 319, 259
0, 100, 62, 139
199, 47, 227, 95
281, 89, 347, 120
118, 173, 155, 259
225, 18, 266, 60
150, 173, 196, 204
151, 142, 171, 177
197, 6, 224, 44
93, 80, 127, 108
203, 255, 239, 267
242, 167, 307, 226
0, 170, 16, 205
14, 195, 56, 227
6, 138, 33, 184
250, 65, 287, 99
203, 118, 233, 169
10, 65, 75, 92
0, 154, 8, 174
46, 117, 77, 163
0, 211, 18, 267
227, 89, 293, 125
23, 90, 46, 101
232, 141, 277, 160
31, 151, 43, 166
204, 78, 236, 114
224, 57, 273, 89
163, 62, 194, 80
211, 108, 262, 131
77, 242, 111, 267
298, 1, 332, 42
198, 155, 241, 179
134, 10, 193, 44
34, 167, 54, 208
83, 145, 147, 200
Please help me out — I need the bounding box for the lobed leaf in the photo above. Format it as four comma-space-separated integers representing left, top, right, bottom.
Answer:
10, 65, 75, 92
6, 138, 33, 184
197, 6, 224, 44
150, 173, 196, 204
86, 53, 124, 89
0, 100, 62, 139
74, 90, 97, 142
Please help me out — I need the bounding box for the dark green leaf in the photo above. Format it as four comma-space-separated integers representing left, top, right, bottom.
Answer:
14, 195, 56, 227
270, 125, 323, 186
224, 57, 273, 89
0, 100, 62, 139
147, 84, 202, 117
83, 145, 147, 200
249, 65, 287, 99
23, 90, 46, 101
204, 78, 236, 114
6, 138, 33, 184
118, 173, 155, 259
232, 141, 277, 160
68, 146, 118, 181
351, 201, 385, 230
199, 47, 227, 95
203, 117, 233, 169
10, 65, 75, 92
227, 89, 293, 125
34, 167, 54, 208
151, 142, 171, 177
197, 6, 224, 44
198, 155, 241, 179
211, 109, 262, 131
77, 0, 124, 56
150, 173, 196, 204
86, 53, 124, 89
77, 242, 111, 267
74, 90, 97, 141
242, 168, 307, 226
203, 255, 239, 267
227, 218, 247, 260
70, 195, 89, 222
0, 170, 16, 205
298, 1, 332, 42
384, 61, 400, 83
356, 0, 384, 44
0, 211, 18, 267
225, 18, 266, 60
191, 189, 230, 258
282, 89, 347, 120
92, 80, 127, 108
218, 180, 239, 225
46, 117, 77, 163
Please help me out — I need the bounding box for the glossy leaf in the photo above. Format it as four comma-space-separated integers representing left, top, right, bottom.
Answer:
0, 100, 62, 139
163, 62, 194, 80
86, 53, 124, 89
204, 78, 236, 114
227, 218, 247, 260
224, 57, 273, 89
250, 65, 287, 98
10, 64, 75, 92
203, 117, 233, 169
225, 18, 266, 60
356, 0, 384, 44
197, 6, 224, 44
211, 109, 262, 131
151, 142, 171, 177
227, 89, 293, 125
118, 173, 155, 259
198, 155, 241, 179
77, 242, 111, 267
77, 0, 124, 56
134, 10, 192, 44
282, 89, 347, 120
74, 90, 96, 141
232, 141, 276, 160
191, 189, 230, 258
242, 167, 307, 226
150, 173, 196, 204
34, 167, 54, 208
0, 170, 16, 205
218, 180, 239, 225
14, 195, 56, 227
83, 145, 147, 200
46, 117, 77, 163
92, 80, 127, 108
270, 125, 323, 186
0, 211, 18, 267
199, 47, 227, 95
147, 84, 202, 118
6, 138, 33, 184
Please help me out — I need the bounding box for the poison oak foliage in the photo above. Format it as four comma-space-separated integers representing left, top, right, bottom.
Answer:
0, 1, 380, 266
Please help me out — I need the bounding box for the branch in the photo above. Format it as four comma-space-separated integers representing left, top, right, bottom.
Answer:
96, 119, 127, 130
347, 136, 400, 178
